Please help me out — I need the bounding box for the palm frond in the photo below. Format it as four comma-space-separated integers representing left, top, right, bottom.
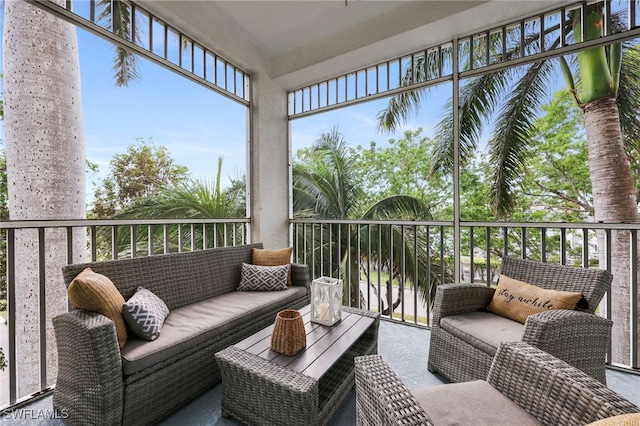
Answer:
116, 158, 243, 219
375, 89, 426, 134
430, 70, 512, 176
360, 223, 451, 308
97, 0, 140, 86
488, 60, 556, 216
429, 21, 567, 179
618, 43, 640, 152
360, 195, 432, 221
375, 54, 433, 133
292, 128, 363, 218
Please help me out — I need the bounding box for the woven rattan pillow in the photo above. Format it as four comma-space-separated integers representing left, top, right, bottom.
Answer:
487, 275, 582, 324
67, 267, 128, 347
252, 247, 293, 285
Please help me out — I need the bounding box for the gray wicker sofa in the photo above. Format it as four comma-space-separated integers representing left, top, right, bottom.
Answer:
52, 243, 310, 426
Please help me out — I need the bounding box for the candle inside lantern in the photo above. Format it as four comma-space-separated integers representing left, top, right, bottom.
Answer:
319, 302, 330, 321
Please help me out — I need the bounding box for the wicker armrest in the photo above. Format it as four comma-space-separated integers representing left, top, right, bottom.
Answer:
432, 283, 495, 324
215, 346, 319, 422
354, 355, 433, 426
52, 310, 123, 426
291, 263, 311, 291
522, 309, 612, 383
488, 342, 640, 425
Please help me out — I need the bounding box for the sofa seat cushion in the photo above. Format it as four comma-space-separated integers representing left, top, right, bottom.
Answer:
120, 286, 307, 375
412, 380, 541, 426
440, 311, 524, 356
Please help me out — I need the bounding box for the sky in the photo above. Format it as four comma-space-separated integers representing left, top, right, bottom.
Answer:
75, 26, 250, 189
0, 4, 574, 208
0, 12, 442, 199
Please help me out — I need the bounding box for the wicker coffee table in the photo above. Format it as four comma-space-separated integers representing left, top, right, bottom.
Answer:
214, 305, 380, 426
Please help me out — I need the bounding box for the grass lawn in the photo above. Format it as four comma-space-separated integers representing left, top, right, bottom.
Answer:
369, 308, 429, 324
362, 270, 392, 285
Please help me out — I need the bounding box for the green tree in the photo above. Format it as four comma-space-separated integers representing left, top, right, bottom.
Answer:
293, 128, 451, 314
90, 139, 190, 218
111, 158, 245, 254
523, 91, 593, 220
377, 5, 640, 364
352, 129, 450, 218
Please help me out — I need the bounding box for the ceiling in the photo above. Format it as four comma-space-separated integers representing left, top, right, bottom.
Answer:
140, 0, 568, 90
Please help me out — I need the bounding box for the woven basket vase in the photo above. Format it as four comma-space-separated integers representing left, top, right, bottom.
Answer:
271, 309, 306, 356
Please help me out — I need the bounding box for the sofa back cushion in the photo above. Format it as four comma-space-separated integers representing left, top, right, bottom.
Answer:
62, 243, 263, 310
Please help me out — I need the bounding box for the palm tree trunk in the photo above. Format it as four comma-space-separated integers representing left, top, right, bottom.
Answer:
584, 97, 638, 365
3, 0, 86, 396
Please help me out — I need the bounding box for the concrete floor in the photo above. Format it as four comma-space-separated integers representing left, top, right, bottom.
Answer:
1, 321, 638, 425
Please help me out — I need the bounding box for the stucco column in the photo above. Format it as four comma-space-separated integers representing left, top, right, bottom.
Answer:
249, 71, 290, 248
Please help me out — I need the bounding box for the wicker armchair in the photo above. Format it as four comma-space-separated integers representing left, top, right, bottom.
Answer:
428, 257, 613, 384
355, 342, 640, 426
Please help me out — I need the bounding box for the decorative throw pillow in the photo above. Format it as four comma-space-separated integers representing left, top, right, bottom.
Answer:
487, 275, 583, 324
586, 414, 640, 425
67, 267, 128, 347
122, 287, 170, 341
238, 263, 289, 291
252, 247, 293, 285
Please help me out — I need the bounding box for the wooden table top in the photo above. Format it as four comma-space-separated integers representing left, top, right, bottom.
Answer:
234, 305, 375, 380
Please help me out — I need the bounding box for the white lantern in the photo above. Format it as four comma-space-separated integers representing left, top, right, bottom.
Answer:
310, 276, 342, 326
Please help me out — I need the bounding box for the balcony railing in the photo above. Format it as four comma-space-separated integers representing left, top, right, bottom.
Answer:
291, 219, 640, 373
0, 217, 637, 410
0, 218, 250, 408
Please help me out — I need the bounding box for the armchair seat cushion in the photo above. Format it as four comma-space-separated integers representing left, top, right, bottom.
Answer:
440, 311, 524, 356
412, 380, 541, 426
121, 286, 306, 375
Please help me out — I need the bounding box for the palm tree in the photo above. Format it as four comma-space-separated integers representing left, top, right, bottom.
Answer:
3, 0, 141, 395
111, 158, 245, 255
377, 4, 640, 364
3, 0, 89, 395
293, 128, 451, 317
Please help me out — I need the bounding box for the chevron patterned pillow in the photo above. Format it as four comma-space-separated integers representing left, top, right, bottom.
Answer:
122, 287, 170, 341
238, 263, 289, 291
